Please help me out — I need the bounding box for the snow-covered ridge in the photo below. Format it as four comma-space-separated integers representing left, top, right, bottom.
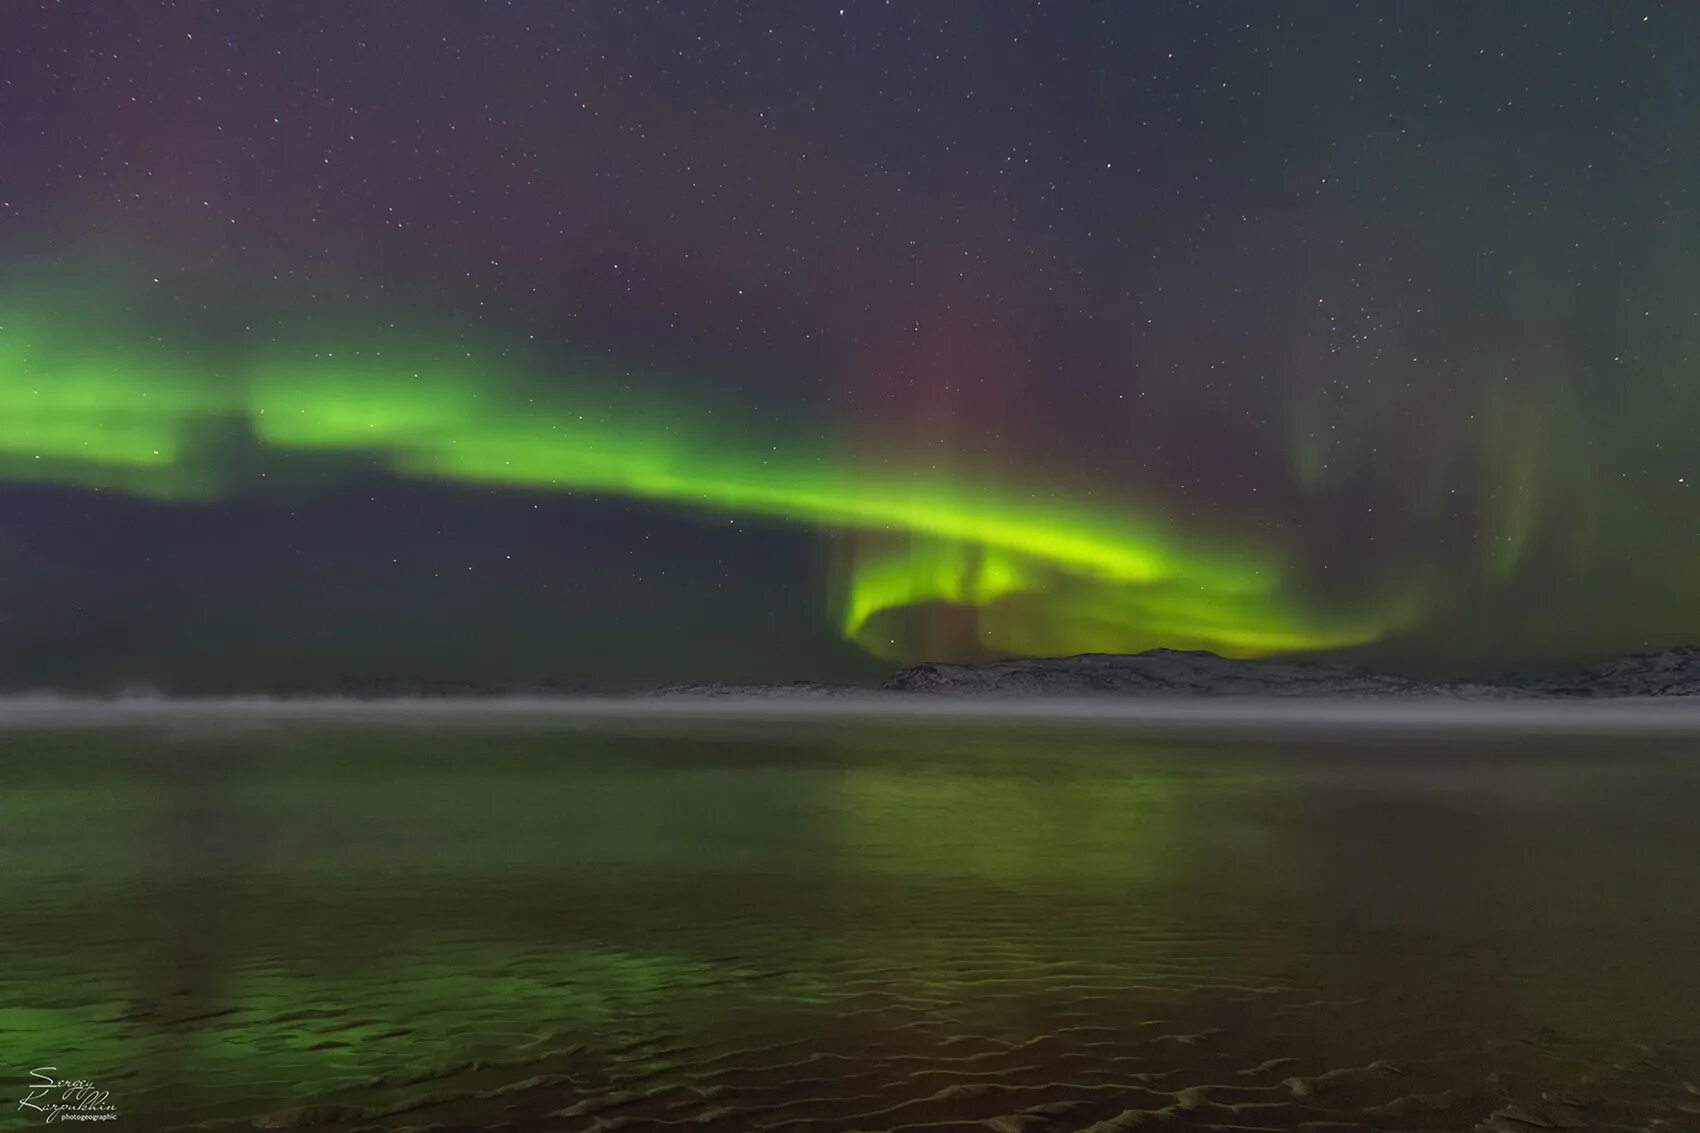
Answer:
880, 646, 1700, 698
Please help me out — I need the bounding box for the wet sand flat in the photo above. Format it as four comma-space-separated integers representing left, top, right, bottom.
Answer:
2, 716, 1698, 1130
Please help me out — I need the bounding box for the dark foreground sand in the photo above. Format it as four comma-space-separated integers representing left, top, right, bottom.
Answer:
2, 713, 1697, 1130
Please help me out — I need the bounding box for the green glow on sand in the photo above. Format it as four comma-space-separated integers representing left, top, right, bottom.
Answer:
0, 297, 1407, 659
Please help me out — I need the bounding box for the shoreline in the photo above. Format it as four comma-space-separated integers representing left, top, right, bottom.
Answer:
7, 691, 1700, 733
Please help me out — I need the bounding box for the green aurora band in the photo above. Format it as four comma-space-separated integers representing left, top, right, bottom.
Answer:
0, 295, 1411, 660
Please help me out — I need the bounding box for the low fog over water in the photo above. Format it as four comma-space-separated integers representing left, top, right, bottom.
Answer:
10, 693, 1700, 734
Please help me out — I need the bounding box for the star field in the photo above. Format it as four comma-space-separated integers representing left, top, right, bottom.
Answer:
1, 2, 1696, 689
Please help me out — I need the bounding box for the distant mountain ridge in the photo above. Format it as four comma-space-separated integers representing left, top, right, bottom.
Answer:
1529, 644, 1700, 698
878, 646, 1700, 699
138, 646, 1700, 700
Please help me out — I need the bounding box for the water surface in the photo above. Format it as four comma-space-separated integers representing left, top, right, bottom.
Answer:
3, 713, 1698, 1130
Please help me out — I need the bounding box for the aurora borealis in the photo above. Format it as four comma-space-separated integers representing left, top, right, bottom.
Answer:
2, 286, 1397, 663
3, 3, 1699, 688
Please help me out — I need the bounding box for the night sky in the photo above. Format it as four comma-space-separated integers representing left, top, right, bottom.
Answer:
2, 3, 1697, 691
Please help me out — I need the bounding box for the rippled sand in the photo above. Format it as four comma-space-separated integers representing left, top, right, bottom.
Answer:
2, 718, 1697, 1130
